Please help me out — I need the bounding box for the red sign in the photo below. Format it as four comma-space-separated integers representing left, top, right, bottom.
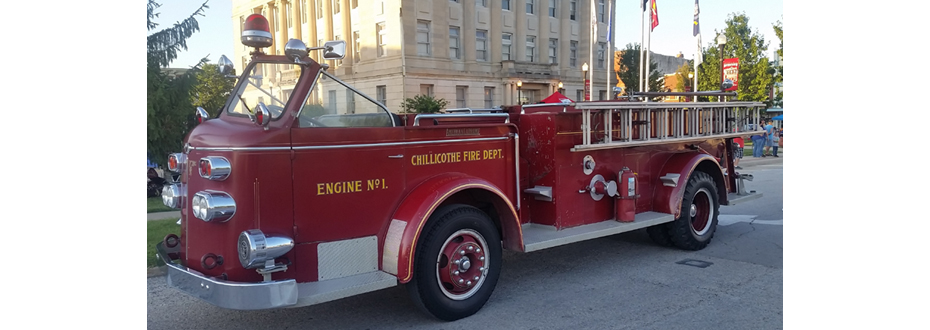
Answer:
722, 58, 739, 91
584, 79, 591, 101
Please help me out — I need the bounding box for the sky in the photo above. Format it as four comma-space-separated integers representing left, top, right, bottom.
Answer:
151, 0, 782, 69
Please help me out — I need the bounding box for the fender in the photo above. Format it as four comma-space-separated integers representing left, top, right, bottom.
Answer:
652, 153, 727, 218
381, 173, 523, 283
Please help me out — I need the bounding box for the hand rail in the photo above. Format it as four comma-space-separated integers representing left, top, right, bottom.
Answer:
412, 113, 511, 126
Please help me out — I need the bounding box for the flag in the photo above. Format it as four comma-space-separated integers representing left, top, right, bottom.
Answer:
651, 0, 659, 31
694, 0, 702, 65
642, 0, 648, 11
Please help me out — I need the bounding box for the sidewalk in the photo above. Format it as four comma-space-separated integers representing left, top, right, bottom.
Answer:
737, 151, 784, 168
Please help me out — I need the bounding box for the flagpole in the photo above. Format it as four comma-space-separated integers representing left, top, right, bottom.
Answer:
589, 0, 596, 101
638, 0, 644, 93
645, 0, 652, 96
606, 0, 612, 99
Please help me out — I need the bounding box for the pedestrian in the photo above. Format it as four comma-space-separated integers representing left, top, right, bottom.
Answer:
772, 127, 781, 157
751, 121, 765, 157
763, 120, 774, 157
733, 136, 744, 169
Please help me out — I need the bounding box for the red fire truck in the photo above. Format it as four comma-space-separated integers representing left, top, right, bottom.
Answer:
156, 14, 764, 321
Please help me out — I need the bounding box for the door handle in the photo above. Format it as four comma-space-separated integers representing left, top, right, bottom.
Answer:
388, 154, 404, 159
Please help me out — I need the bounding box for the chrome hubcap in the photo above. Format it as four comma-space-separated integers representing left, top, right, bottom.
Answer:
436, 229, 489, 300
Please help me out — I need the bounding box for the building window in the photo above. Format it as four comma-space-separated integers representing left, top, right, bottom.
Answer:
456, 86, 467, 108
450, 0, 459, 3
476, 30, 488, 61
570, 0, 576, 20
597, 0, 605, 22
353, 31, 360, 62
286, 2, 292, 27
420, 84, 434, 96
526, 0, 534, 14
502, 0, 510, 10
549, 38, 558, 64
570, 40, 577, 67
526, 36, 536, 62
597, 42, 605, 68
484, 87, 494, 108
352, 0, 358, 9
450, 26, 461, 59
502, 33, 512, 60
549, 0, 557, 17
328, 90, 337, 113
417, 20, 431, 56
317, 1, 323, 19
377, 22, 387, 57
377, 85, 387, 105
334, 0, 341, 14
347, 90, 356, 113
576, 90, 583, 102
598, 90, 606, 101
477, 0, 487, 7
300, 1, 306, 23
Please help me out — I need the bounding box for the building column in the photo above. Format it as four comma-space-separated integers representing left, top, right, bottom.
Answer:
291, 0, 301, 41
275, 0, 288, 54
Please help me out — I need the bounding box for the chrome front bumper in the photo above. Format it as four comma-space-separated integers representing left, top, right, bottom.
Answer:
155, 242, 297, 310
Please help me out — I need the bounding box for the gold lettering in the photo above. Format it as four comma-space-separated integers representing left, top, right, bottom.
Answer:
317, 183, 325, 195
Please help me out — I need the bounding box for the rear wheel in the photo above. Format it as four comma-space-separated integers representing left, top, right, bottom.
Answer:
668, 171, 720, 250
407, 204, 502, 321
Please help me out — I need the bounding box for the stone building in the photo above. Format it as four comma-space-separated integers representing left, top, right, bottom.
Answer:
231, 0, 618, 112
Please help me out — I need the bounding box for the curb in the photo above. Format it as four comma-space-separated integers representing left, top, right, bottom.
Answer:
148, 266, 167, 278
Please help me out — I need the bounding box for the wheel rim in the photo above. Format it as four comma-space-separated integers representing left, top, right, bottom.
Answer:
690, 188, 714, 236
435, 229, 489, 300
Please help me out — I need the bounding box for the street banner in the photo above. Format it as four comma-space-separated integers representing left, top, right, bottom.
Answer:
723, 57, 739, 91
585, 79, 591, 101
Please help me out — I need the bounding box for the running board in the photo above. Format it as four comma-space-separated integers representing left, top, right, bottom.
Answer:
522, 212, 676, 252
291, 271, 397, 308
726, 192, 763, 206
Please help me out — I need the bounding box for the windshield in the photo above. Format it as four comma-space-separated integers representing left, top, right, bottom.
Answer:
296, 71, 395, 128
227, 61, 303, 119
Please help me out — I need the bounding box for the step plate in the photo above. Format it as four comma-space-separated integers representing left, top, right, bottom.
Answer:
291, 271, 397, 308
522, 211, 676, 252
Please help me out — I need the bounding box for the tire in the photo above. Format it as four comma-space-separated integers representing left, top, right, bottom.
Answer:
406, 204, 502, 321
646, 224, 674, 247
668, 171, 720, 251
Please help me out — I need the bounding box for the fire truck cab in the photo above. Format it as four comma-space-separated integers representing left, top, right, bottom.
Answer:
156, 14, 763, 321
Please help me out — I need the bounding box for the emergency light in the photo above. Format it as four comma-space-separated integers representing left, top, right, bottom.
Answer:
241, 14, 272, 48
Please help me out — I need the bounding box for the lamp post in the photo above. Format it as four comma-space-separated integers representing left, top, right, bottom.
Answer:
716, 33, 727, 95
557, 81, 564, 95
517, 80, 523, 105
582, 62, 589, 101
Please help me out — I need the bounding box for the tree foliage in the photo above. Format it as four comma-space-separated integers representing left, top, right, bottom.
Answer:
771, 19, 783, 108
400, 94, 449, 114
190, 63, 235, 117
615, 43, 666, 99
673, 62, 694, 93
696, 13, 773, 103
147, 0, 211, 167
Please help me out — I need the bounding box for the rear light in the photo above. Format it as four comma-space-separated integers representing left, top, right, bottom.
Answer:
199, 156, 231, 181
238, 229, 294, 269
191, 191, 236, 222
241, 14, 273, 48
167, 153, 187, 173
251, 103, 271, 129
162, 183, 186, 209
196, 107, 209, 124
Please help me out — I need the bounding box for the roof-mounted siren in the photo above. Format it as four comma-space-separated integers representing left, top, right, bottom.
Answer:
241, 14, 272, 53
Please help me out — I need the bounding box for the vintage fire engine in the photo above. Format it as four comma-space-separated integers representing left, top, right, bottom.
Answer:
156, 14, 763, 321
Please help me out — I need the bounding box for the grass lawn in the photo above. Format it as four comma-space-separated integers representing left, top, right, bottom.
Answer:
148, 197, 174, 213
148, 218, 180, 268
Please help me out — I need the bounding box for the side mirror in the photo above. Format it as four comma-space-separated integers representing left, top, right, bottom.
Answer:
218, 55, 235, 76
322, 40, 346, 60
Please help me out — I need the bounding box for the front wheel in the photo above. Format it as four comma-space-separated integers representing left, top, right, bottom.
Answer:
668, 171, 720, 250
406, 204, 502, 321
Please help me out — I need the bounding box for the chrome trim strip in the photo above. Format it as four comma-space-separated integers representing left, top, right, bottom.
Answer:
514, 133, 520, 210
412, 113, 510, 126
156, 242, 298, 310
241, 29, 273, 39
191, 146, 292, 151
291, 136, 509, 150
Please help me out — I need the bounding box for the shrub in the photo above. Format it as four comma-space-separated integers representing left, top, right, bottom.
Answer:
400, 94, 449, 114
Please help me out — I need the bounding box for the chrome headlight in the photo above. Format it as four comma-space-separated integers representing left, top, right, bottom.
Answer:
238, 229, 295, 269
191, 191, 236, 222
161, 183, 186, 209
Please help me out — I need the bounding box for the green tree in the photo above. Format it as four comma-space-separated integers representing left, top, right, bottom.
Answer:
190, 63, 236, 117
696, 12, 773, 103
399, 94, 450, 114
147, 0, 210, 167
673, 61, 694, 93
615, 43, 666, 99
771, 19, 783, 108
